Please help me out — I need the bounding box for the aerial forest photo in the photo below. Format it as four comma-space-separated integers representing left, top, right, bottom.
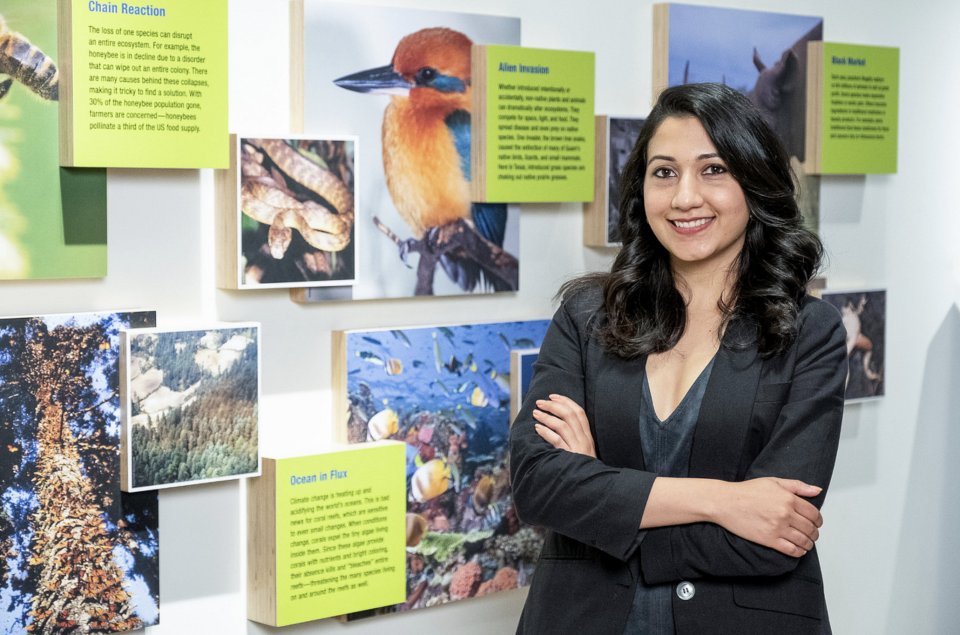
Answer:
0, 311, 159, 635
124, 326, 260, 491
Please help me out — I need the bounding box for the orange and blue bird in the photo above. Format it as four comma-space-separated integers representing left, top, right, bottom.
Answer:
334, 27, 511, 292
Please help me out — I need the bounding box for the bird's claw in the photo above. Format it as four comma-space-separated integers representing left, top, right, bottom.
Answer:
398, 238, 418, 268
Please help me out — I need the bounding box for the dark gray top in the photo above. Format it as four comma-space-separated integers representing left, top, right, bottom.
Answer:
622, 356, 716, 635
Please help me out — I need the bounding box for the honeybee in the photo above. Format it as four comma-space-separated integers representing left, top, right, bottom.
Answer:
0, 14, 58, 102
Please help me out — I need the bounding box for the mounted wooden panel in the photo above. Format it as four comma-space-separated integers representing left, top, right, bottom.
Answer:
509, 347, 540, 423
471, 44, 596, 203
583, 115, 645, 247
247, 445, 406, 627
216, 134, 358, 290
57, 0, 229, 168
332, 320, 551, 618
805, 42, 899, 174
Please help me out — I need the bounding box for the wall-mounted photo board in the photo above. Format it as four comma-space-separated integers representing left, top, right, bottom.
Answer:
216, 134, 358, 289
247, 443, 406, 627
806, 43, 899, 174
471, 44, 595, 203
0, 310, 160, 632
822, 289, 886, 403
120, 323, 260, 492
332, 320, 550, 617
290, 2, 521, 301
57, 0, 228, 168
652, 3, 823, 233
0, 1, 107, 280
509, 347, 539, 422
583, 115, 645, 246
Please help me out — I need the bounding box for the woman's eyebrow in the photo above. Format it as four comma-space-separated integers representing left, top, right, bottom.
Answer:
647, 152, 721, 166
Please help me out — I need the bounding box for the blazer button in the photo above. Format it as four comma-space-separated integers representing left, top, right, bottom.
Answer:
676, 581, 695, 601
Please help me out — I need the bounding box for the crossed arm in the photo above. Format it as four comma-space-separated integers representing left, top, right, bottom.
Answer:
533, 394, 823, 558
510, 295, 847, 580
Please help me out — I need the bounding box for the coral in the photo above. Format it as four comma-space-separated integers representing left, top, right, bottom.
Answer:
494, 527, 544, 565
477, 567, 519, 596
449, 561, 482, 600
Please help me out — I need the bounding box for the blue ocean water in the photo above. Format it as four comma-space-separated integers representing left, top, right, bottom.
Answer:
347, 320, 549, 444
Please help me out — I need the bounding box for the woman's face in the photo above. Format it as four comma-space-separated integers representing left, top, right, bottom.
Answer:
643, 116, 749, 274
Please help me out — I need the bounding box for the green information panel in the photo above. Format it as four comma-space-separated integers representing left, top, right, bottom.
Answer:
63, 0, 228, 168
480, 45, 594, 202
819, 43, 899, 174
274, 444, 405, 625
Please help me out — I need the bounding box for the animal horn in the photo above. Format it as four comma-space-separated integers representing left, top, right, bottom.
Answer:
753, 47, 766, 72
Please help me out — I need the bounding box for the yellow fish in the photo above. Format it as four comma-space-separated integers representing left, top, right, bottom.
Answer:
367, 408, 398, 441
410, 459, 451, 502
385, 358, 403, 375
470, 386, 489, 408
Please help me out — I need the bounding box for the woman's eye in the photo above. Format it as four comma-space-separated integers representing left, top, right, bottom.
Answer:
652, 167, 675, 178
704, 164, 727, 175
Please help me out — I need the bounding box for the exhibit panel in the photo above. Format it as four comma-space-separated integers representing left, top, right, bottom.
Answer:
120, 323, 261, 492
216, 135, 358, 290
332, 320, 550, 616
582, 115, 645, 247
292, 2, 523, 301
0, 0, 107, 280
58, 0, 230, 169
247, 444, 406, 627
0, 311, 160, 633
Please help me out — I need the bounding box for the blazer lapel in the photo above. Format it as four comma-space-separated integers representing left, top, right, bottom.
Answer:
593, 352, 647, 471
688, 320, 763, 480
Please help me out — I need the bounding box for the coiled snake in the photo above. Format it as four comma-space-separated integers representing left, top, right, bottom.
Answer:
240, 139, 354, 259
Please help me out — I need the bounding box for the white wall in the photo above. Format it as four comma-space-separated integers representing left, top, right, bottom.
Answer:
5, 0, 957, 632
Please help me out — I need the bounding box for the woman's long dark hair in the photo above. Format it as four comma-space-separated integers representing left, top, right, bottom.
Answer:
566, 83, 823, 358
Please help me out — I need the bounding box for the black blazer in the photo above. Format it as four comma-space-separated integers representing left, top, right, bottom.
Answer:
510, 290, 847, 635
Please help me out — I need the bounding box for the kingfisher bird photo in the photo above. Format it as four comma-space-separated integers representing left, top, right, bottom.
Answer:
334, 27, 517, 295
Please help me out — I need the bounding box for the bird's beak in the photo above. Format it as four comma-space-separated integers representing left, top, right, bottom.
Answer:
333, 64, 413, 96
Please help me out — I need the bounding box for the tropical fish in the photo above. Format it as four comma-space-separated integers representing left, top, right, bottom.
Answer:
357, 351, 384, 365
445, 355, 462, 375
362, 336, 383, 346
471, 386, 489, 408
513, 338, 536, 348
490, 370, 510, 394
390, 330, 412, 347
455, 381, 473, 393
447, 421, 465, 436
406, 513, 428, 547
348, 368, 361, 375
457, 409, 477, 429
367, 408, 398, 441
385, 358, 403, 375
438, 327, 455, 345
410, 459, 451, 502
472, 476, 496, 513
433, 380, 451, 396
450, 463, 461, 492
499, 333, 510, 351
464, 353, 474, 367
463, 339, 476, 345
433, 339, 443, 373
412, 360, 424, 368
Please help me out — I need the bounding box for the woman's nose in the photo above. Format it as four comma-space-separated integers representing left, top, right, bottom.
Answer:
672, 173, 703, 210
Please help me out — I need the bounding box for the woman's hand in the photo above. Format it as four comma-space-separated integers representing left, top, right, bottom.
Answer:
713, 477, 823, 557
532, 394, 597, 458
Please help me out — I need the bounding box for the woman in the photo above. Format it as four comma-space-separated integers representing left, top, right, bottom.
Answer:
509, 83, 846, 635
